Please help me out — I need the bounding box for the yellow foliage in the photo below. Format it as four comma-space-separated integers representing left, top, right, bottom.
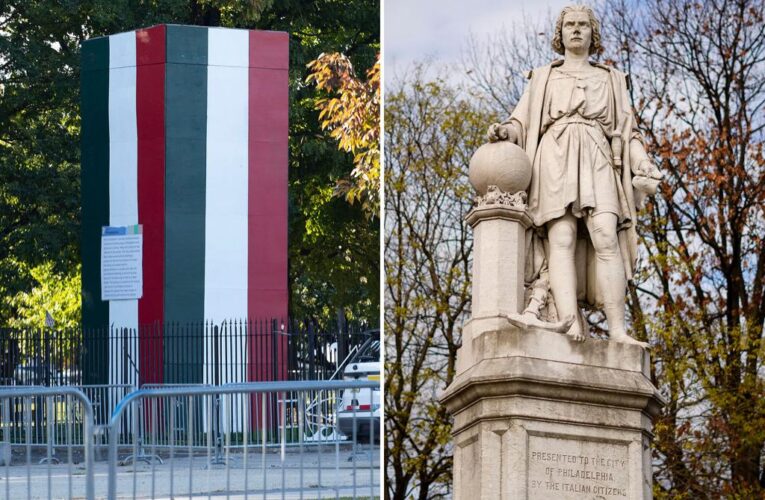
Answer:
306, 53, 380, 218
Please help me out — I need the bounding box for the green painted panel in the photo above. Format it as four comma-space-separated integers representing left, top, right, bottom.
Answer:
164, 25, 207, 384
166, 25, 209, 65
80, 37, 110, 384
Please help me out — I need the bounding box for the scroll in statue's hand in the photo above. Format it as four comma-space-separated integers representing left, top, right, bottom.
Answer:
487, 123, 518, 144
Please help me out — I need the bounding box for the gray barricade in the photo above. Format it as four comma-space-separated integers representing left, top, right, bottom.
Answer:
1, 380, 379, 499
107, 380, 379, 499
0, 386, 95, 500
0, 384, 132, 448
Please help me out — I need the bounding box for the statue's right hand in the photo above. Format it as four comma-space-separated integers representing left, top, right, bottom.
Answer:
487, 123, 517, 143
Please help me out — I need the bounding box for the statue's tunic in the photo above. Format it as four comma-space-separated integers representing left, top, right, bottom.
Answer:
531, 68, 630, 227
505, 61, 642, 307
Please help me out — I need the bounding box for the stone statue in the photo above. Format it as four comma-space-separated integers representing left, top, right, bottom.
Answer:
484, 5, 662, 346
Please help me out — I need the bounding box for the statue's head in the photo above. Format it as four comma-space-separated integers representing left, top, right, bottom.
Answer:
551, 5, 603, 56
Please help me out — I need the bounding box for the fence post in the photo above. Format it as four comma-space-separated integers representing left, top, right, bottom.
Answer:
44, 329, 51, 386
122, 328, 129, 387
336, 312, 347, 374
213, 324, 220, 386
307, 323, 316, 381
213, 323, 224, 461
271, 319, 278, 382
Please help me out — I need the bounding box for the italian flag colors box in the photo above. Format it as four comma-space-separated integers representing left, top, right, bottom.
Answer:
81, 25, 288, 385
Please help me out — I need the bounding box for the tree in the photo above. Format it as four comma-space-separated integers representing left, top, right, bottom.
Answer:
460, 14, 552, 115
250, 0, 380, 327
307, 52, 380, 217
597, 0, 765, 495
381, 18, 548, 499
384, 69, 497, 500
9, 263, 81, 330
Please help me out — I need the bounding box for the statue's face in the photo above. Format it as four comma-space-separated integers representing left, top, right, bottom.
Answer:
561, 10, 592, 54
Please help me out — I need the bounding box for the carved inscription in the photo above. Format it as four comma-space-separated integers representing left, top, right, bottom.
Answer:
527, 435, 629, 499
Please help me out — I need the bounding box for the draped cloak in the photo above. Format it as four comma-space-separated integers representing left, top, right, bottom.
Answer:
504, 60, 642, 309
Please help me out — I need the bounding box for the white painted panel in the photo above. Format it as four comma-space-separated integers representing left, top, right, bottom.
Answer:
204, 38, 249, 324
109, 31, 136, 69
208, 27, 249, 67
204, 31, 249, 399
108, 33, 138, 388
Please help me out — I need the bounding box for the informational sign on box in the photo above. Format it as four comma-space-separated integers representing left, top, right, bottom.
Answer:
101, 225, 143, 301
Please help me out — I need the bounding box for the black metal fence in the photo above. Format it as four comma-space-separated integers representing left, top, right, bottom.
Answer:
0, 320, 376, 388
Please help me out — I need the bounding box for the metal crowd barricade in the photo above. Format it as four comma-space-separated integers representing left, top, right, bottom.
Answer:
0, 384, 132, 448
78, 384, 133, 427
107, 380, 380, 499
0, 386, 95, 500
121, 383, 203, 466
0, 380, 378, 499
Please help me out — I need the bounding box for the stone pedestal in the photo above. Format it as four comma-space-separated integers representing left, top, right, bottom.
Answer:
441, 327, 663, 500
458, 203, 532, 375
468, 204, 531, 319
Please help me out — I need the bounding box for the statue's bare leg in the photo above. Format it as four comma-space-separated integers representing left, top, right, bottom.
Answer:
546, 213, 585, 341
585, 213, 647, 347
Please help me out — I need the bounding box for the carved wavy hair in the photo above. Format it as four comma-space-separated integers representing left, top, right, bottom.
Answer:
551, 5, 603, 56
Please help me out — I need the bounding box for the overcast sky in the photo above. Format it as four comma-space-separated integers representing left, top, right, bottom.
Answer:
383, 0, 573, 84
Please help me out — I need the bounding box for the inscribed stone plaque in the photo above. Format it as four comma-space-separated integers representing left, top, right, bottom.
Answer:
527, 434, 629, 499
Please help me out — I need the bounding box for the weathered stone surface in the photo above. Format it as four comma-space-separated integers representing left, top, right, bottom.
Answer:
467, 205, 531, 323
483, 5, 664, 345
442, 328, 663, 500
469, 141, 532, 195
527, 434, 629, 499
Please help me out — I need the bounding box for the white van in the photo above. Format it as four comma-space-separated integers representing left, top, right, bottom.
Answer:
337, 336, 380, 442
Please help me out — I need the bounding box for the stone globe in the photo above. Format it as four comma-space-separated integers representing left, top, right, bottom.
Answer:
468, 141, 532, 195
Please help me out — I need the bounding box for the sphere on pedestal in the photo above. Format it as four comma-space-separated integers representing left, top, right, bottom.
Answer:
468, 141, 532, 195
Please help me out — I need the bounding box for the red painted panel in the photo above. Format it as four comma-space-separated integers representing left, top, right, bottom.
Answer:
249, 69, 289, 142
248, 289, 289, 319
249, 30, 289, 69
248, 142, 288, 216
248, 216, 288, 290
136, 26, 166, 385
248, 33, 288, 382
136, 25, 166, 66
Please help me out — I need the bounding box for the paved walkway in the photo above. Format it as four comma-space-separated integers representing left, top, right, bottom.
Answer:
1, 444, 380, 499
